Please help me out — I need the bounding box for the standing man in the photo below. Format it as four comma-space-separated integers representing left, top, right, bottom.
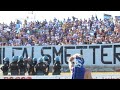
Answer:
34, 58, 47, 75
9, 56, 19, 75
68, 53, 92, 79
27, 57, 34, 75
42, 56, 50, 75
1, 57, 9, 75
32, 57, 37, 75
18, 56, 26, 75
52, 57, 61, 75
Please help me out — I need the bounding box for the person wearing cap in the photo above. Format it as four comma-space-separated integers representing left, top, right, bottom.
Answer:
68, 53, 92, 79
34, 58, 47, 75
1, 57, 9, 75
9, 56, 19, 75
52, 57, 61, 75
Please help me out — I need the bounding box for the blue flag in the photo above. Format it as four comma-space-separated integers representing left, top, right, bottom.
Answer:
115, 16, 120, 20
104, 14, 111, 20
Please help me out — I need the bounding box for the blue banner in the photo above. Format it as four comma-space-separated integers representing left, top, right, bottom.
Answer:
104, 14, 111, 20
115, 16, 120, 20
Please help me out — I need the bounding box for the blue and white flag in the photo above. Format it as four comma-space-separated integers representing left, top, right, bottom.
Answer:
115, 16, 120, 20
104, 14, 111, 20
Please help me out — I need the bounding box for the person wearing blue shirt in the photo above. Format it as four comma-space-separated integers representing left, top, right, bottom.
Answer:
68, 53, 92, 79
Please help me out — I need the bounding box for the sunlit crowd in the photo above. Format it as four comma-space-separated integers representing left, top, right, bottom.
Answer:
0, 15, 120, 46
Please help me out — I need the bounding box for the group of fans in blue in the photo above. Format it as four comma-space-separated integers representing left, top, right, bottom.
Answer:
1, 56, 61, 76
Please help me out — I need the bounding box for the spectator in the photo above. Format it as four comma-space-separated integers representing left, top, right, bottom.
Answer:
0, 15, 120, 46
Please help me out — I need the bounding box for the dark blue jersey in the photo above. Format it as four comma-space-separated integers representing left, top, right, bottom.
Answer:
72, 66, 85, 79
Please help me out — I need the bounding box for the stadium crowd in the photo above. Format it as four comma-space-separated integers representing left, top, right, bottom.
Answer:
0, 15, 120, 46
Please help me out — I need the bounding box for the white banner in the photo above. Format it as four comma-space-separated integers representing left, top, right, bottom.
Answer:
0, 43, 120, 66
